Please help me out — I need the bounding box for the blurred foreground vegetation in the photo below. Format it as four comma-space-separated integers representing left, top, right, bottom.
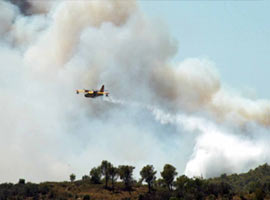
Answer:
1, 161, 270, 200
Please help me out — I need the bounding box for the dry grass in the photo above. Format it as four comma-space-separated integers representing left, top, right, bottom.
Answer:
43, 181, 148, 200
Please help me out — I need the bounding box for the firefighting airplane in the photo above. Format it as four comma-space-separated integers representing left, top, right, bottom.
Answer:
76, 85, 109, 98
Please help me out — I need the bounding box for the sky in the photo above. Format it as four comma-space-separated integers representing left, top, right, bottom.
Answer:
1, 0, 270, 183
139, 0, 270, 99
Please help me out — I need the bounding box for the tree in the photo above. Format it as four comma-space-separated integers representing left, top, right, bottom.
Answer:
161, 164, 177, 191
118, 165, 135, 190
18, 179, 25, 184
140, 165, 157, 193
100, 160, 112, 188
82, 175, 90, 181
70, 173, 76, 182
90, 167, 102, 184
175, 175, 189, 197
108, 165, 119, 190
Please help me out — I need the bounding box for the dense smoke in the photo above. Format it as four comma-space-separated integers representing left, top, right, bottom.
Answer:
7, 0, 53, 15
0, 0, 270, 182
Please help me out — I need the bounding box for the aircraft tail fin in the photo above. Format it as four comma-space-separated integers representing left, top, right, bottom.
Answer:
100, 85, 104, 92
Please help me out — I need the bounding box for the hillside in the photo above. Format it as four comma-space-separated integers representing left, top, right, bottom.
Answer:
1, 163, 270, 200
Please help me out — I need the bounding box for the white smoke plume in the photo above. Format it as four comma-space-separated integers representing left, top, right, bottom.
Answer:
0, 0, 270, 183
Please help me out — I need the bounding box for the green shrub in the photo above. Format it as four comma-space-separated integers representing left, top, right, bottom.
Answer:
83, 194, 91, 200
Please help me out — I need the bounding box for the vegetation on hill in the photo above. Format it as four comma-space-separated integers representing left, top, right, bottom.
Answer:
1, 161, 270, 200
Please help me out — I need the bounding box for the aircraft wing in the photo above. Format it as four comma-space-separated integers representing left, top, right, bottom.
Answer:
76, 89, 94, 94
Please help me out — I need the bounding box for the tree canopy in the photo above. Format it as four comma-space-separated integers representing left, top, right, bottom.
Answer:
160, 164, 177, 191
118, 165, 135, 190
100, 160, 112, 188
140, 165, 157, 193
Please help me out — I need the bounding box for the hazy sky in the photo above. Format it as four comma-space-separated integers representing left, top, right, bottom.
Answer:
139, 1, 270, 99
1, 0, 270, 183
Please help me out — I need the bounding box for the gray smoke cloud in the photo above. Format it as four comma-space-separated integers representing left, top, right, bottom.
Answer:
7, 0, 53, 15
0, 0, 270, 183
